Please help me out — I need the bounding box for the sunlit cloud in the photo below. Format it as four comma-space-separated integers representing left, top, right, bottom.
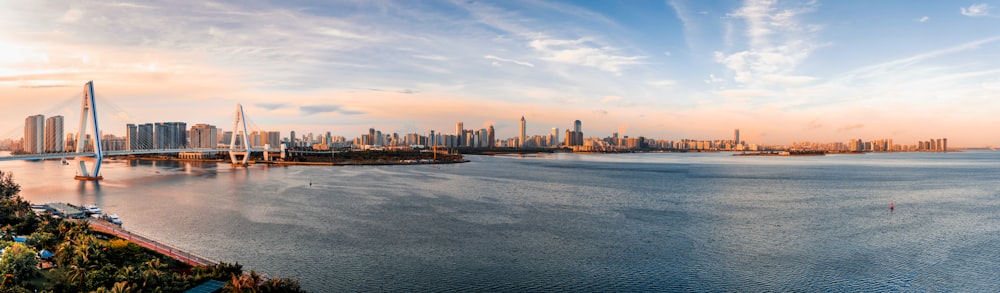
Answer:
961, 3, 992, 17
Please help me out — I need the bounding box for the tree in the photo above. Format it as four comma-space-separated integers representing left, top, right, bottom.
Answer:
0, 171, 18, 200
0, 243, 37, 285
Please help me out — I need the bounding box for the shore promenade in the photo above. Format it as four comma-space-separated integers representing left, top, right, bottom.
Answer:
86, 219, 217, 266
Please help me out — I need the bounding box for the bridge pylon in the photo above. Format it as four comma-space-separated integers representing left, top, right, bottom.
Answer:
75, 81, 104, 181
229, 103, 253, 167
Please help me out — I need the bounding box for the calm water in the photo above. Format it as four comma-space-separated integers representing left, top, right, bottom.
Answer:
2, 151, 1000, 291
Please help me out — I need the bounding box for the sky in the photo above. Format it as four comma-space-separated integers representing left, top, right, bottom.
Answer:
1, 0, 998, 147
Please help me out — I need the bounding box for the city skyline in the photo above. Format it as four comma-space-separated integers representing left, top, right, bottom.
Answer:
1, 1, 999, 146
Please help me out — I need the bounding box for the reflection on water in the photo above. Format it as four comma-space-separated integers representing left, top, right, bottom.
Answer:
1, 151, 1000, 291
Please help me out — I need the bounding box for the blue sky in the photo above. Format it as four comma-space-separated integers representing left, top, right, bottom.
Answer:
1, 0, 998, 146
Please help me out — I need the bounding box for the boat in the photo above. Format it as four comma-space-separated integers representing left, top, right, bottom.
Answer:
83, 205, 102, 215
99, 213, 123, 226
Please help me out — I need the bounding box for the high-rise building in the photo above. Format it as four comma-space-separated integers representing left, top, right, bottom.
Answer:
189, 124, 219, 149
551, 128, 559, 147
734, 129, 740, 146
574, 120, 582, 133
456, 122, 464, 147
519, 116, 526, 148
289, 130, 296, 147
23, 114, 44, 154
126, 124, 138, 150
44, 115, 64, 153
487, 125, 495, 148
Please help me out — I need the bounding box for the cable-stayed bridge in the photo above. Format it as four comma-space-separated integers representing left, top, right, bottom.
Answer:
0, 81, 276, 180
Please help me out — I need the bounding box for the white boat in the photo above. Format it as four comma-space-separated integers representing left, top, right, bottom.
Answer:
107, 214, 123, 225
101, 214, 122, 226
83, 205, 101, 215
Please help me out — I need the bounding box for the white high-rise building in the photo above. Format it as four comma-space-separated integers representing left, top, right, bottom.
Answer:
45, 115, 64, 153
24, 114, 44, 154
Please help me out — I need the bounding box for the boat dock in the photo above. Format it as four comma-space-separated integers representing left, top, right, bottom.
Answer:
86, 219, 217, 266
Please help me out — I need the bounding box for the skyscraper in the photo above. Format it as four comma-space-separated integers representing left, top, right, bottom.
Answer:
23, 114, 44, 154
487, 125, 495, 148
551, 128, 559, 147
734, 129, 740, 146
456, 122, 464, 147
574, 120, 582, 133
519, 116, 526, 148
44, 115, 64, 153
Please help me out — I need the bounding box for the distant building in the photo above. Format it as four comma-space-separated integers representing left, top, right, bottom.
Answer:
519, 116, 526, 148
189, 124, 219, 149
44, 115, 64, 153
23, 114, 44, 154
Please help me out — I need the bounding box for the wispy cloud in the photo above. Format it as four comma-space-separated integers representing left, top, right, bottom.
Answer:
918, 16, 930, 22
300, 105, 342, 115
484, 55, 534, 68
838, 124, 864, 132
961, 3, 992, 17
256, 103, 288, 111
529, 37, 645, 75
715, 0, 822, 85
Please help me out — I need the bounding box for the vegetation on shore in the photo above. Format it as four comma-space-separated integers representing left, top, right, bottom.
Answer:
0, 170, 306, 292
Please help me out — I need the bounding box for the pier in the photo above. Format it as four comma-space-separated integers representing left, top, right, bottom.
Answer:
86, 219, 217, 266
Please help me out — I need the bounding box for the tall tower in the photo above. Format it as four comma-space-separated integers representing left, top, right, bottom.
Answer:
519, 116, 526, 148
734, 129, 740, 146
551, 128, 559, 147
24, 114, 44, 154
455, 122, 464, 147
574, 120, 582, 133
487, 125, 495, 148
45, 115, 64, 153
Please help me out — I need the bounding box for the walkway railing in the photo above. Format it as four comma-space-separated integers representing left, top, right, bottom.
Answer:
86, 219, 218, 266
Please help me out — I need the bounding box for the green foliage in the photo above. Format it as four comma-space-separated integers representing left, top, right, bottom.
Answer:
0, 243, 38, 286
25, 231, 56, 252
0, 171, 19, 200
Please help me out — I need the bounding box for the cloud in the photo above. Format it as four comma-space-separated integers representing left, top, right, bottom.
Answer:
837, 124, 864, 131
484, 55, 535, 67
715, 0, 822, 85
961, 3, 992, 17
647, 80, 677, 88
918, 16, 930, 22
299, 105, 341, 115
256, 103, 288, 111
529, 37, 645, 75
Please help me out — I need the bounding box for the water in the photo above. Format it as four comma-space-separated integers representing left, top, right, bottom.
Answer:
2, 151, 1000, 291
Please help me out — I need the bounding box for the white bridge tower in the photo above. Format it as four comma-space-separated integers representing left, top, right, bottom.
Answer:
75, 81, 104, 180
229, 103, 253, 166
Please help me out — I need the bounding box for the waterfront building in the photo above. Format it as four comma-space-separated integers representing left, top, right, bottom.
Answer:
734, 129, 740, 146
23, 114, 44, 154
44, 115, 64, 153
189, 124, 219, 149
